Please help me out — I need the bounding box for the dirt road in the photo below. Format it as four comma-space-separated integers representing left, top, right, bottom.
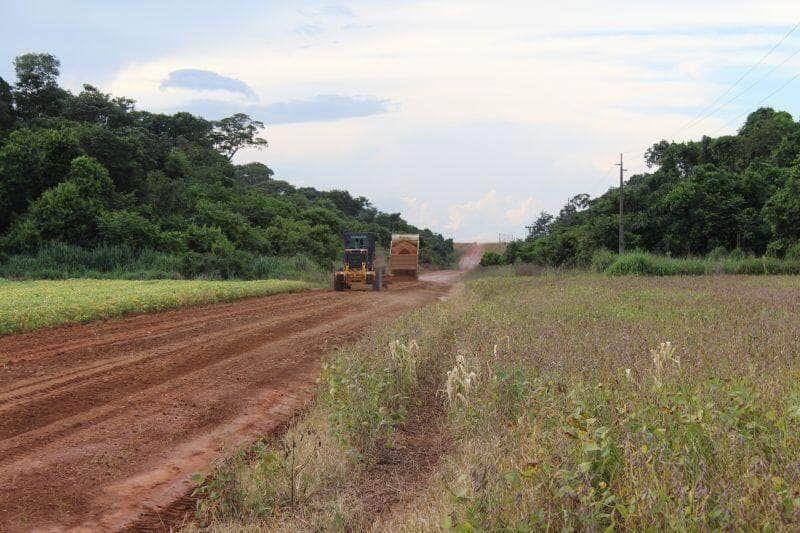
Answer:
0, 245, 482, 532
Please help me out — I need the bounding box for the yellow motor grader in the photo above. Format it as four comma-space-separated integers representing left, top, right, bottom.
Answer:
333, 232, 386, 291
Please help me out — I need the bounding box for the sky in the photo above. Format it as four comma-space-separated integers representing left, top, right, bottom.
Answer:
2, 1, 800, 241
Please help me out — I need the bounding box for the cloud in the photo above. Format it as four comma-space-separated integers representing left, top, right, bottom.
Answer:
159, 69, 256, 100
400, 196, 439, 229
295, 3, 356, 37
318, 4, 356, 18
261, 94, 394, 124
442, 190, 541, 241
180, 94, 396, 124
101, 1, 800, 240
295, 22, 325, 37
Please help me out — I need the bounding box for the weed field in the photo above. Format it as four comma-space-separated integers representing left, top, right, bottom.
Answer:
193, 273, 800, 531
0, 278, 316, 335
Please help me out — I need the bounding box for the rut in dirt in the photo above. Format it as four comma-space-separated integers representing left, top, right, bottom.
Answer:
0, 276, 456, 532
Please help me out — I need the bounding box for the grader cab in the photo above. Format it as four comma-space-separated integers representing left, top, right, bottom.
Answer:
333, 232, 386, 291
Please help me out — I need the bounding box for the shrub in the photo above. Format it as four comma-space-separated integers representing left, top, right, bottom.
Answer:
707, 245, 728, 261
249, 254, 328, 283
605, 252, 705, 276
179, 249, 251, 279
480, 251, 506, 267
785, 241, 800, 262
97, 210, 161, 249
590, 248, 616, 272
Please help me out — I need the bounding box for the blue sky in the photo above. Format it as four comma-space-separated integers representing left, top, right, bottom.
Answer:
2, 1, 800, 240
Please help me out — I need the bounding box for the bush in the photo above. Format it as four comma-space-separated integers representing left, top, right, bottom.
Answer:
590, 248, 616, 272
97, 210, 161, 249
605, 252, 705, 276
249, 254, 328, 283
480, 251, 506, 267
785, 241, 800, 261
707, 245, 728, 261
179, 249, 252, 280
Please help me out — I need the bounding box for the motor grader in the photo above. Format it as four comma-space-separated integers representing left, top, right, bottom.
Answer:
333, 232, 386, 291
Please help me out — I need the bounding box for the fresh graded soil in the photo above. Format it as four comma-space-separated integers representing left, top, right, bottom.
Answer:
0, 258, 481, 532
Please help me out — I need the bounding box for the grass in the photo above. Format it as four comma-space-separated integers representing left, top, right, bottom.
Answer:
602, 250, 800, 276
0, 278, 317, 335
0, 242, 330, 283
190, 272, 800, 531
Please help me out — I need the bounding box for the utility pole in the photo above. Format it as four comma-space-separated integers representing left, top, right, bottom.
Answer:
616, 153, 627, 255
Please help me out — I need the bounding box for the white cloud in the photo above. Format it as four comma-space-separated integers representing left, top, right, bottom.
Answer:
99, 0, 800, 240
400, 195, 439, 229
441, 190, 540, 241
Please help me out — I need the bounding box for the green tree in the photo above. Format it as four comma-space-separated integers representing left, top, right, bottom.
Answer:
0, 77, 15, 132
64, 84, 134, 128
234, 162, 274, 188
212, 113, 267, 161
25, 157, 114, 245
12, 53, 68, 120
525, 211, 553, 240
0, 128, 82, 230
211, 113, 268, 160
763, 168, 800, 246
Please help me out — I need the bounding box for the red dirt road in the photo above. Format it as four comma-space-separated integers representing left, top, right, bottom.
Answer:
0, 248, 482, 532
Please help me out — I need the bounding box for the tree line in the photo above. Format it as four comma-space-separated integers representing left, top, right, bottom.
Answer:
500, 107, 800, 266
0, 53, 454, 279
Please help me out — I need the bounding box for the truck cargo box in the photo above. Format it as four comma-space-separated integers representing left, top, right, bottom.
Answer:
389, 233, 419, 279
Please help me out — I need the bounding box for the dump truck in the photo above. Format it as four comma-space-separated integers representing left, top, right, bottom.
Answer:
333, 232, 386, 291
389, 233, 420, 280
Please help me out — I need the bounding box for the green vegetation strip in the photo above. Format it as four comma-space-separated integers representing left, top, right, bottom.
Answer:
193, 273, 800, 531
0, 278, 315, 335
599, 250, 800, 276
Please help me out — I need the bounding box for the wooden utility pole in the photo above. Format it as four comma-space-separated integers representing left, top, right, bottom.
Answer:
616, 153, 627, 254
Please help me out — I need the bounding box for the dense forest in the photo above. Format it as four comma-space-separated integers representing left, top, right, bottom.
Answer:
0, 53, 454, 279
502, 107, 800, 266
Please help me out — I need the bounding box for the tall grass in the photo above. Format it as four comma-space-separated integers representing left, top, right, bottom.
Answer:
190, 273, 800, 531
0, 242, 328, 282
601, 250, 800, 276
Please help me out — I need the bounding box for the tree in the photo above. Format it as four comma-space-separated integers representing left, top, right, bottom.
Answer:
526, 211, 553, 240
24, 156, 114, 246
656, 165, 745, 254
234, 162, 275, 188
556, 194, 590, 225
64, 84, 134, 128
763, 168, 800, 245
0, 127, 82, 230
211, 113, 267, 160
0, 53, 455, 276
0, 77, 15, 132
738, 107, 796, 161
12, 53, 68, 120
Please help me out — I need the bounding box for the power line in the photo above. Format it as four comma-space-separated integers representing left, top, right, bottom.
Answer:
619, 22, 800, 158
668, 21, 800, 138
682, 44, 800, 134
587, 164, 617, 196
708, 69, 800, 137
